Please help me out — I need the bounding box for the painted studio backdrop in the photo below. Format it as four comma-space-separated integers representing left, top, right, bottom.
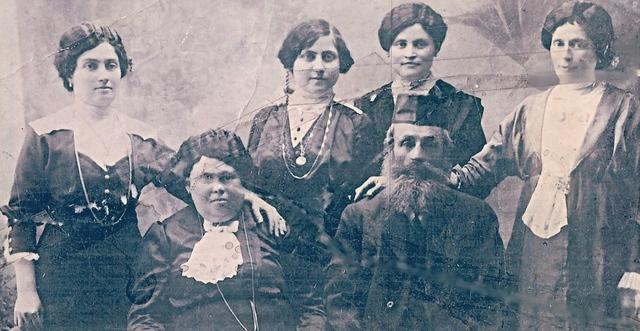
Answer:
0, 0, 639, 326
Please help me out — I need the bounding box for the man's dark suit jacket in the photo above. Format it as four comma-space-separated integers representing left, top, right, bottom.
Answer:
325, 182, 504, 330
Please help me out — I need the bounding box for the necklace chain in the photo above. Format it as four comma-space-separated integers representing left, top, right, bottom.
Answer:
73, 113, 133, 225
281, 102, 334, 180
215, 211, 258, 331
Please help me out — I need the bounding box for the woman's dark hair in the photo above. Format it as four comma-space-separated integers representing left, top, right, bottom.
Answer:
167, 129, 254, 184
378, 3, 447, 54
277, 19, 354, 74
54, 22, 131, 91
541, 1, 615, 70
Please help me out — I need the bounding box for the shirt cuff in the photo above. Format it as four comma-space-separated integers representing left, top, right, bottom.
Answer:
3, 237, 39, 263
618, 272, 640, 291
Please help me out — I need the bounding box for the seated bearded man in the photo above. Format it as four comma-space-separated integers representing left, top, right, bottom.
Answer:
128, 129, 325, 331
325, 95, 505, 330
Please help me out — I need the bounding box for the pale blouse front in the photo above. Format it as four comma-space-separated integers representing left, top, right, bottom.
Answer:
522, 82, 604, 239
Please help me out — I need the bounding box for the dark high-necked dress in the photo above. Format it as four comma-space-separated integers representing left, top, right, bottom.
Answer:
248, 100, 377, 326
248, 100, 376, 239
2, 110, 174, 330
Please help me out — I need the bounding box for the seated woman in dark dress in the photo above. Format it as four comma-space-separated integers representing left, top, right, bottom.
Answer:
128, 129, 324, 331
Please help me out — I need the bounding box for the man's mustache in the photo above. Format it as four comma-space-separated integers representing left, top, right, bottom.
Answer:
392, 160, 448, 181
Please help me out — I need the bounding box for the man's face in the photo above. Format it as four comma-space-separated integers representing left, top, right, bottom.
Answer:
187, 157, 245, 222
390, 123, 448, 179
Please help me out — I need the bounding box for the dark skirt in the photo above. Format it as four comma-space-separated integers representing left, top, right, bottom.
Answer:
167, 297, 296, 331
35, 221, 140, 331
518, 226, 570, 330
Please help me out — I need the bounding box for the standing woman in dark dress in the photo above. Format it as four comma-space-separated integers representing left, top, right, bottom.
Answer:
1, 23, 175, 330
247, 19, 376, 326
248, 18, 376, 242
355, 2, 488, 199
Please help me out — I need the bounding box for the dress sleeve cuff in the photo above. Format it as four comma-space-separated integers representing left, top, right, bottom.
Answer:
618, 272, 640, 291
3, 237, 39, 263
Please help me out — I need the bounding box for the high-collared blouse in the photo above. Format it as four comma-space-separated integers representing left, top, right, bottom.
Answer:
128, 205, 325, 330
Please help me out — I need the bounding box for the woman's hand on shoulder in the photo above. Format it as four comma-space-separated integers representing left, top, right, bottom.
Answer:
14, 289, 43, 330
244, 190, 287, 237
354, 176, 386, 201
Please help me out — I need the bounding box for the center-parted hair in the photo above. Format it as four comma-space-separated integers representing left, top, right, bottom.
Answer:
54, 22, 132, 92
378, 3, 447, 54
277, 19, 354, 74
541, 1, 615, 69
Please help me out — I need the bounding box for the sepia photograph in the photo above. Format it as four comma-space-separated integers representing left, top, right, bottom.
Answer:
1, 0, 640, 329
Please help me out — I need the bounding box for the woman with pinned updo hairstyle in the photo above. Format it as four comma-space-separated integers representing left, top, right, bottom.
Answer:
128, 129, 324, 330
1, 22, 178, 330
247, 18, 377, 327
452, 1, 640, 328
353, 2, 488, 200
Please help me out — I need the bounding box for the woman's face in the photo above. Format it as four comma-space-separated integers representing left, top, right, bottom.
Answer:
291, 35, 340, 96
549, 23, 597, 83
187, 157, 245, 223
70, 42, 121, 109
389, 23, 437, 83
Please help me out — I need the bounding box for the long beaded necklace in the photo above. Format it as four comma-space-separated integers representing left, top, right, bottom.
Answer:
281, 102, 334, 180
209, 212, 259, 331
73, 114, 133, 225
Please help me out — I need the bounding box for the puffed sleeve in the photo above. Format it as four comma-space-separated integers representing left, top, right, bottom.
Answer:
324, 205, 365, 330
1, 125, 50, 258
128, 222, 172, 331
133, 137, 187, 237
452, 99, 527, 195
247, 106, 273, 157
133, 135, 175, 189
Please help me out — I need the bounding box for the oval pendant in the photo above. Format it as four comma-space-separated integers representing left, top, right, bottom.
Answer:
295, 155, 307, 166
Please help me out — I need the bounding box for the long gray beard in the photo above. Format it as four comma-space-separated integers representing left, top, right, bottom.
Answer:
380, 148, 450, 218
386, 175, 440, 218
